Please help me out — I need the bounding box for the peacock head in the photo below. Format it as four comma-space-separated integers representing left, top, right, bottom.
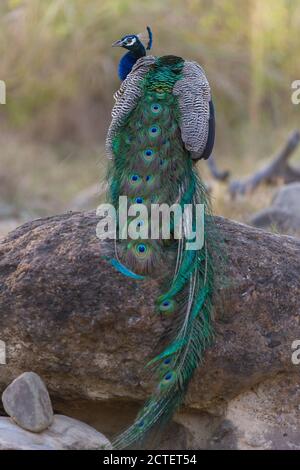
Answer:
112, 26, 153, 55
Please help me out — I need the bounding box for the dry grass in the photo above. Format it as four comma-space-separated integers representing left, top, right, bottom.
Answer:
2, 125, 299, 228
0, 129, 107, 217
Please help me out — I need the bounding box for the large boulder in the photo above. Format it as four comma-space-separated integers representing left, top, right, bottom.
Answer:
0, 211, 299, 449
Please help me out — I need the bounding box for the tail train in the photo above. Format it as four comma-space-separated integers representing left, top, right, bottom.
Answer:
106, 51, 218, 449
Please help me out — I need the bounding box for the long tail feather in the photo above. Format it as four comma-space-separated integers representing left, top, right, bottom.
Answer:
107, 55, 219, 449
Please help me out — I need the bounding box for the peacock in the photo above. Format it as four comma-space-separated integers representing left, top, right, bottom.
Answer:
105, 27, 218, 449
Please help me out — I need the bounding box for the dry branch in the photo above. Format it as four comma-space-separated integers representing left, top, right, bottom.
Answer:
229, 130, 300, 198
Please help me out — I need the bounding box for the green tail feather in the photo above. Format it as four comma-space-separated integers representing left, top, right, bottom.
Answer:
107, 56, 219, 449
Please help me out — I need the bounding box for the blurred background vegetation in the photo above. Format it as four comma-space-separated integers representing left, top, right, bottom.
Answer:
0, 0, 299, 231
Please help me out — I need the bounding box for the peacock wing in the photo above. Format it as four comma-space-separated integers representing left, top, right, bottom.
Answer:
106, 55, 157, 160
173, 61, 214, 160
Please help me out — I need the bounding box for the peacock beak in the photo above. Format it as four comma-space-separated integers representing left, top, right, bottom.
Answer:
112, 39, 124, 47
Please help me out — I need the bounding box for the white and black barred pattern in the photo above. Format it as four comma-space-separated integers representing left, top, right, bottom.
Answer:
106, 56, 156, 159
173, 61, 211, 159
106, 57, 211, 160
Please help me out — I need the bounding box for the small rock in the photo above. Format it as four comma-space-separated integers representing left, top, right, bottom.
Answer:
272, 183, 300, 217
0, 415, 112, 450
249, 184, 300, 237
2, 372, 53, 433
249, 208, 300, 235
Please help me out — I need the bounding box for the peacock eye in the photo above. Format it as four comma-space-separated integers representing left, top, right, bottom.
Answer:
158, 298, 176, 314
131, 174, 139, 182
164, 372, 173, 381
151, 103, 162, 115
142, 148, 155, 163
137, 244, 146, 253
148, 125, 161, 138
135, 197, 143, 204
133, 242, 150, 260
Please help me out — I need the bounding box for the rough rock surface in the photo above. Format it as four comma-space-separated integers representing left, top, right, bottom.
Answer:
2, 372, 53, 432
0, 415, 112, 450
0, 210, 299, 449
175, 374, 300, 450
250, 183, 300, 236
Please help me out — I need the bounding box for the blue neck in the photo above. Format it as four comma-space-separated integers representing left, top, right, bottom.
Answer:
118, 49, 146, 81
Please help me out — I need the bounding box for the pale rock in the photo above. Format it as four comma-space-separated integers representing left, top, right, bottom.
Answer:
250, 183, 300, 236
0, 415, 112, 450
2, 372, 53, 432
